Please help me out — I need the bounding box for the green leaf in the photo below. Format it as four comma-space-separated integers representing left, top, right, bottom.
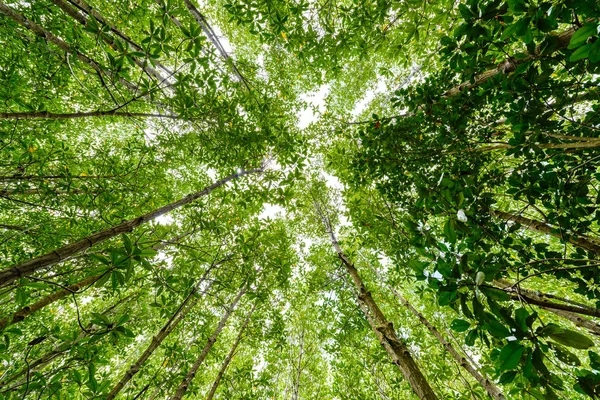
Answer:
568, 24, 598, 49
484, 319, 511, 339
549, 329, 595, 349
515, 307, 529, 333
550, 343, 581, 366
589, 40, 600, 63
498, 342, 525, 371
570, 43, 592, 62
122, 234, 133, 254
450, 319, 471, 332
480, 286, 510, 302
443, 219, 456, 244
499, 370, 517, 384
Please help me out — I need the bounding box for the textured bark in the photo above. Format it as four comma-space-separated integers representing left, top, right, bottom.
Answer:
324, 229, 437, 400
0, 111, 179, 120
444, 25, 581, 97
205, 304, 256, 400
62, 0, 174, 77
0, 293, 136, 390
170, 286, 246, 400
49, 0, 171, 87
380, 275, 505, 400
490, 209, 600, 255
500, 287, 600, 318
0, 273, 102, 330
0, 168, 262, 286
182, 0, 247, 85
105, 265, 216, 400
0, 2, 138, 91
494, 279, 600, 335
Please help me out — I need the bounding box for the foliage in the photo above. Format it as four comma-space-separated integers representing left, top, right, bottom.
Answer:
0, 0, 599, 399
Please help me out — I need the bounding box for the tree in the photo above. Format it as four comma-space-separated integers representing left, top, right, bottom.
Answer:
1, 0, 599, 399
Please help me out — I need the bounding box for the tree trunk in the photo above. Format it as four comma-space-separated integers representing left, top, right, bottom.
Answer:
0, 292, 137, 390
0, 111, 179, 120
490, 209, 600, 255
0, 167, 262, 286
379, 273, 505, 400
322, 223, 437, 399
57, 0, 174, 78
494, 279, 600, 335
182, 0, 247, 86
170, 285, 246, 400
106, 264, 217, 400
49, 0, 171, 87
0, 273, 103, 330
444, 24, 581, 97
0, 2, 138, 91
205, 303, 256, 400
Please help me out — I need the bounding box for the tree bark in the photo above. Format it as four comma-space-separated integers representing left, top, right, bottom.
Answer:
0, 2, 138, 91
0, 273, 102, 330
379, 273, 505, 400
321, 222, 437, 399
49, 0, 171, 87
0, 167, 262, 287
0, 111, 179, 120
170, 285, 246, 400
444, 24, 582, 97
205, 303, 256, 400
58, 0, 174, 78
494, 279, 600, 335
105, 264, 217, 400
490, 209, 600, 256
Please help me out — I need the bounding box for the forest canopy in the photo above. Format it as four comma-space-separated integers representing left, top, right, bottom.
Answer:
0, 0, 600, 399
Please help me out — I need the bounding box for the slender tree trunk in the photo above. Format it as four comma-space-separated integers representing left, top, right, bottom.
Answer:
67, 0, 175, 77
182, 0, 247, 86
292, 329, 304, 400
378, 272, 504, 400
205, 303, 256, 400
0, 273, 103, 330
105, 264, 217, 400
490, 209, 600, 255
0, 293, 137, 390
0, 2, 138, 91
49, 0, 171, 87
319, 216, 437, 400
170, 285, 246, 400
499, 286, 600, 318
444, 24, 581, 97
0, 111, 179, 120
494, 279, 600, 335
0, 167, 262, 286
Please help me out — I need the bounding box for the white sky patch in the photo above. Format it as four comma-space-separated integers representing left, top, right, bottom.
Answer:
258, 203, 284, 220
351, 75, 389, 117
155, 214, 174, 225
322, 171, 343, 190
297, 84, 330, 129
205, 167, 217, 179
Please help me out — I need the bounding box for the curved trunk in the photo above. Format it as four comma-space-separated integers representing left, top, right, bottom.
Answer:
0, 168, 262, 286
